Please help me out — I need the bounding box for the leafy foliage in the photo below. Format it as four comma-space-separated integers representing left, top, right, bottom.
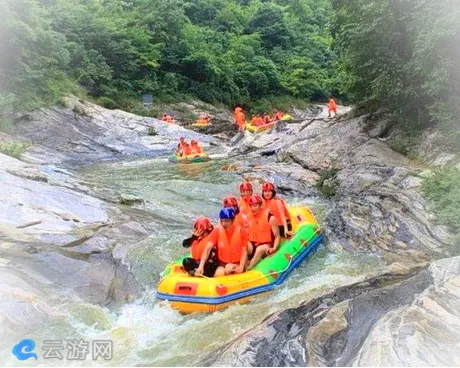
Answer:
1, 0, 335, 117
422, 167, 460, 234
332, 0, 460, 148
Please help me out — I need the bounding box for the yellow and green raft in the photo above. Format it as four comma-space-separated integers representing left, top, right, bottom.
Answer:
168, 152, 210, 164
156, 206, 323, 313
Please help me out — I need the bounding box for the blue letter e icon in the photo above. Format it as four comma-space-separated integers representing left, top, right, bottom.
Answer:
12, 339, 38, 360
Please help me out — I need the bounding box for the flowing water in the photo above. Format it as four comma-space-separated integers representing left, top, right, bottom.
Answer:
2, 157, 383, 366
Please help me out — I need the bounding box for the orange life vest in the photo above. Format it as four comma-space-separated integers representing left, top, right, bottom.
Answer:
264, 198, 289, 226
216, 225, 247, 264
239, 197, 250, 215
235, 212, 249, 228
191, 233, 212, 261
248, 209, 273, 245
329, 99, 337, 110
191, 144, 203, 154
182, 145, 192, 155
235, 112, 246, 126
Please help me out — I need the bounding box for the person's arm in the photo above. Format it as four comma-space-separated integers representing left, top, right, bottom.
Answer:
236, 247, 248, 274
195, 242, 214, 276
278, 199, 292, 237
268, 216, 281, 255
236, 229, 249, 273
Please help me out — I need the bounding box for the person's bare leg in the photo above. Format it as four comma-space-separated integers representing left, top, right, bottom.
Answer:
224, 263, 237, 275
214, 266, 226, 277
247, 245, 270, 270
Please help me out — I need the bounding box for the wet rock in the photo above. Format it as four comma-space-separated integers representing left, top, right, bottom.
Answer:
202, 261, 434, 366
119, 194, 145, 206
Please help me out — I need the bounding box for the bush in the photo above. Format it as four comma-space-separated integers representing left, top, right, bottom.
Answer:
0, 142, 29, 159
97, 97, 119, 110
316, 168, 340, 198
147, 127, 157, 136
422, 167, 460, 233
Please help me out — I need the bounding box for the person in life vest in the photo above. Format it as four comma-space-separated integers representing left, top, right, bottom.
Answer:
263, 113, 272, 125
328, 98, 337, 118
246, 194, 281, 270
195, 208, 249, 276
261, 182, 292, 238
175, 137, 187, 155
161, 113, 174, 123
196, 114, 210, 125
178, 142, 192, 156
273, 109, 284, 121
255, 115, 264, 126
238, 181, 253, 215
251, 115, 258, 126
190, 139, 204, 154
234, 107, 246, 132
182, 217, 219, 277
223, 195, 249, 228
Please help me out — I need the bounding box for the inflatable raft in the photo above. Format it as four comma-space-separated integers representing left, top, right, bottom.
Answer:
191, 122, 211, 127
168, 153, 210, 164
280, 114, 293, 121
156, 206, 323, 313
245, 121, 276, 133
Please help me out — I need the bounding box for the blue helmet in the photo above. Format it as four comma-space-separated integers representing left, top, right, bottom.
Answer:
219, 207, 235, 220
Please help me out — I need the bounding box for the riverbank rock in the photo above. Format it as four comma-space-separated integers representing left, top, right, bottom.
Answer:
11, 96, 214, 165
203, 256, 460, 366
229, 106, 452, 261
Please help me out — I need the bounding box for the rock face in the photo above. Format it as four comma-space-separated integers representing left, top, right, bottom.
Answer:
12, 96, 213, 165
228, 108, 451, 261
203, 256, 460, 366
0, 152, 145, 342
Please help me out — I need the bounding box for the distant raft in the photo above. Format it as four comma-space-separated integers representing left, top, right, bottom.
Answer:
168, 152, 211, 164
156, 206, 324, 313
245, 121, 277, 133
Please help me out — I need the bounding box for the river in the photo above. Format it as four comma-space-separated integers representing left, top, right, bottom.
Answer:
3, 157, 383, 366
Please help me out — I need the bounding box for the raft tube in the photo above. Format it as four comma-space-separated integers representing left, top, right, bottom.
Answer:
156, 206, 323, 313
245, 121, 277, 133
280, 114, 293, 121
168, 153, 210, 164
191, 122, 212, 127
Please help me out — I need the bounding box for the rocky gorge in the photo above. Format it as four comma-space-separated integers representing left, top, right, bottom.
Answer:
1, 96, 459, 366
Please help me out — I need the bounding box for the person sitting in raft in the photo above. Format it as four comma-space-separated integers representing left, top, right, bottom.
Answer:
273, 109, 284, 121
238, 181, 253, 215
195, 208, 248, 277
196, 114, 210, 125
251, 115, 258, 126
246, 194, 281, 270
190, 139, 204, 154
261, 182, 292, 238
263, 113, 272, 124
161, 113, 174, 123
254, 114, 264, 126
178, 141, 192, 157
223, 195, 249, 228
182, 217, 219, 277
175, 137, 187, 155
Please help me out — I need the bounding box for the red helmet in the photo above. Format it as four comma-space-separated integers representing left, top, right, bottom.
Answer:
262, 182, 275, 192
222, 196, 238, 208
194, 217, 212, 232
191, 139, 197, 144
248, 194, 263, 205
239, 182, 253, 192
